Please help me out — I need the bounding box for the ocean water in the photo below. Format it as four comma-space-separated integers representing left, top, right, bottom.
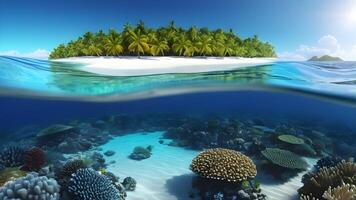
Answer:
0, 56, 355, 200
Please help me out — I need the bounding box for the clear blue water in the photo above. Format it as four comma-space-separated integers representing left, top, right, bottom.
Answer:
0, 56, 355, 200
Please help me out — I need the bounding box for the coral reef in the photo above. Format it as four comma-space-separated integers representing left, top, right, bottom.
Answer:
299, 160, 356, 199
0, 146, 26, 168
22, 147, 47, 172
0, 172, 60, 199
58, 159, 86, 187
322, 182, 356, 200
278, 134, 305, 145
129, 146, 152, 160
122, 177, 137, 191
315, 156, 343, 170
68, 168, 123, 200
190, 148, 257, 182
261, 148, 308, 170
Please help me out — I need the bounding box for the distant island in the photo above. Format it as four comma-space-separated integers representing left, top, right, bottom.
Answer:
49, 21, 276, 59
308, 55, 343, 61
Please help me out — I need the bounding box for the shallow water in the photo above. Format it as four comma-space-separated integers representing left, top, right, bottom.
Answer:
0, 56, 355, 200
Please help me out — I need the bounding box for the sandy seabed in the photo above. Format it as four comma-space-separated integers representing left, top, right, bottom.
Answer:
100, 132, 316, 200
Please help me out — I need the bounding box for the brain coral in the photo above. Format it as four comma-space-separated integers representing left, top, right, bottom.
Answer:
278, 134, 304, 145
0, 172, 60, 199
261, 148, 308, 170
190, 148, 257, 182
68, 168, 122, 200
0, 146, 26, 168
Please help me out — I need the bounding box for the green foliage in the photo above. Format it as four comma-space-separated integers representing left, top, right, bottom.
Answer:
49, 21, 276, 59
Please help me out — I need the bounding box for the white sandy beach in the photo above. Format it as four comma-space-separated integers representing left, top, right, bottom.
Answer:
55, 56, 275, 76
100, 131, 315, 200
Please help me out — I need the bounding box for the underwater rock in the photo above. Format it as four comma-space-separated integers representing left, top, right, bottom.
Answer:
68, 168, 123, 200
0, 172, 60, 199
104, 150, 115, 157
277, 134, 305, 145
36, 124, 74, 138
261, 148, 308, 170
22, 147, 47, 172
0, 146, 26, 169
190, 148, 257, 182
129, 146, 152, 161
122, 177, 137, 191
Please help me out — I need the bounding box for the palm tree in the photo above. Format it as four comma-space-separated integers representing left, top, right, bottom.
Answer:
87, 43, 103, 56
172, 36, 193, 56
150, 39, 169, 56
104, 34, 124, 56
197, 35, 213, 56
127, 29, 150, 57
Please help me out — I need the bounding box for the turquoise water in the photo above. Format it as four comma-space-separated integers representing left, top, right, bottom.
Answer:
0, 56, 355, 103
0, 56, 355, 200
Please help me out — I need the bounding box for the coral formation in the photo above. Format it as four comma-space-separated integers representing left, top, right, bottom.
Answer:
0, 167, 27, 186
22, 147, 47, 172
0, 146, 26, 168
299, 160, 356, 199
0, 172, 60, 199
278, 134, 305, 145
315, 156, 343, 170
122, 177, 137, 191
129, 146, 152, 160
104, 150, 115, 157
190, 148, 257, 182
322, 183, 356, 200
58, 159, 86, 187
261, 148, 308, 170
36, 124, 74, 137
68, 168, 122, 200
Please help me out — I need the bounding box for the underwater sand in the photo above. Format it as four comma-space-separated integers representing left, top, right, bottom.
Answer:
100, 131, 317, 200
260, 158, 317, 200
101, 131, 199, 200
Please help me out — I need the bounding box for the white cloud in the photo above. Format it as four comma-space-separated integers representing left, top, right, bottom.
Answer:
0, 49, 50, 59
278, 35, 356, 61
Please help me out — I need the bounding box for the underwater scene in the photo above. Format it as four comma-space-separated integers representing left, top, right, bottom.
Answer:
0, 56, 355, 200
1, 0, 356, 200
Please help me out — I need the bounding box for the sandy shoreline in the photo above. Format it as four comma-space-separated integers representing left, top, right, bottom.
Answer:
54, 56, 276, 76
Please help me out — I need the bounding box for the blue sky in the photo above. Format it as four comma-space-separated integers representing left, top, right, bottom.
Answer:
1, 0, 356, 60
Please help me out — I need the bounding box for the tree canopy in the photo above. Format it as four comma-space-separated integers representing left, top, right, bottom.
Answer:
49, 21, 276, 59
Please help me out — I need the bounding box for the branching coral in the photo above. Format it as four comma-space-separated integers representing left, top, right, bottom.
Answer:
261, 148, 308, 170
68, 168, 122, 200
190, 148, 257, 182
322, 183, 356, 200
299, 160, 356, 199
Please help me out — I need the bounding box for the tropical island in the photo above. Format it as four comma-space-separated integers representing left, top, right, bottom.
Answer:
308, 55, 343, 61
50, 21, 276, 76
50, 21, 275, 58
